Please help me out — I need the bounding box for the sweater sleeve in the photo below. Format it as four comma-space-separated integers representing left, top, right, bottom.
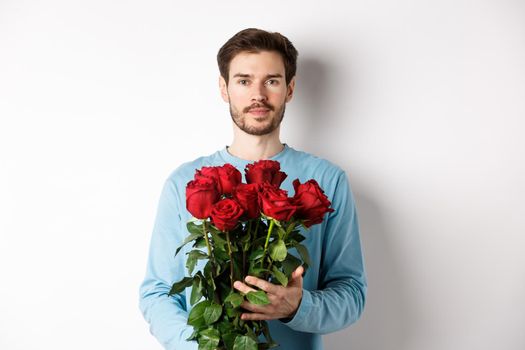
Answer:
138, 177, 198, 350
283, 170, 367, 334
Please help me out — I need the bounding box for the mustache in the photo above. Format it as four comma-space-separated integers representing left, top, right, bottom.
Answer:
243, 102, 274, 113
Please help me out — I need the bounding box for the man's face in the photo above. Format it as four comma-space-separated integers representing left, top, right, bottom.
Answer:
220, 50, 295, 136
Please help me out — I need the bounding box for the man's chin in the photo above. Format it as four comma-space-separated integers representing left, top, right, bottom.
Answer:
242, 125, 276, 136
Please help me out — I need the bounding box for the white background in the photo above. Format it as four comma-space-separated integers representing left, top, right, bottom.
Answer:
1, 1, 524, 349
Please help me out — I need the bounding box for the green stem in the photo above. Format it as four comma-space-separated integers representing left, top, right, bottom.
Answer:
261, 219, 275, 269
243, 221, 253, 278
225, 231, 234, 289
263, 220, 275, 253
202, 221, 212, 258
255, 219, 260, 237
203, 221, 220, 304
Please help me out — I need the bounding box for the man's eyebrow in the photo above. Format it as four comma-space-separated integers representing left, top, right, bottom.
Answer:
232, 73, 284, 79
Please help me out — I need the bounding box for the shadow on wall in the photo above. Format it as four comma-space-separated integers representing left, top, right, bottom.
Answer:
292, 58, 334, 148
295, 57, 414, 350
324, 191, 413, 350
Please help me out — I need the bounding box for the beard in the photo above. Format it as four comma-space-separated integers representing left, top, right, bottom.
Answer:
229, 100, 286, 136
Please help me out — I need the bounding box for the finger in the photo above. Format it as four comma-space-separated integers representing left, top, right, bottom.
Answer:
289, 265, 304, 287
233, 281, 256, 294
240, 312, 272, 321
240, 300, 269, 313
292, 265, 304, 279
244, 275, 279, 294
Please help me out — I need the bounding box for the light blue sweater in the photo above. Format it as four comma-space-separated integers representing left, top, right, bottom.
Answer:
139, 144, 367, 349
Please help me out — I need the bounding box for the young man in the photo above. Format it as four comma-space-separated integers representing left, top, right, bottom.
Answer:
139, 28, 367, 350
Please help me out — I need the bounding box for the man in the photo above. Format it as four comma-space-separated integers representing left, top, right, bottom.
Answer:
139, 28, 367, 349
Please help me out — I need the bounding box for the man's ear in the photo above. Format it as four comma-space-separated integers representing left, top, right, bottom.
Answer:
285, 77, 296, 103
219, 75, 229, 103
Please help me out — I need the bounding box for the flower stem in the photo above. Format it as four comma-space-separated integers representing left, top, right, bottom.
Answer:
225, 230, 234, 289
203, 221, 221, 303
263, 219, 275, 252
262, 219, 275, 268
202, 221, 213, 256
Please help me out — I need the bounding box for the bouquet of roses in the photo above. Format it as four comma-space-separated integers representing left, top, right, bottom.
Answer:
169, 160, 334, 350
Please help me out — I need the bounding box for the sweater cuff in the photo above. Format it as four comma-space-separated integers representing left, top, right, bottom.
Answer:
279, 288, 312, 331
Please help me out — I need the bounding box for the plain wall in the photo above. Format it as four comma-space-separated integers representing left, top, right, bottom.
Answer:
1, 1, 524, 349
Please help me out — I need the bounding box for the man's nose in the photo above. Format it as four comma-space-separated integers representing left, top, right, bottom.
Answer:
251, 84, 267, 102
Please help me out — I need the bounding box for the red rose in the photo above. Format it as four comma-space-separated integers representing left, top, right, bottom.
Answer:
186, 177, 220, 219
245, 160, 287, 187
259, 183, 297, 221
210, 198, 244, 231
232, 183, 261, 219
292, 179, 335, 227
217, 164, 242, 195
195, 164, 242, 196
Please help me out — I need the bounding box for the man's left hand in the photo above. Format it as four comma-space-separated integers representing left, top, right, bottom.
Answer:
233, 265, 304, 321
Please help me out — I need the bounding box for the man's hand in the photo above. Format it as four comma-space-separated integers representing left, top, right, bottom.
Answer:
233, 265, 304, 321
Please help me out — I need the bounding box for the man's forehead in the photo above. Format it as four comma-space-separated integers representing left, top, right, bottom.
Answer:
229, 50, 285, 76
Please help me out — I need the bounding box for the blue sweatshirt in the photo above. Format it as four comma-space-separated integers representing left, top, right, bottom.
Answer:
139, 143, 367, 349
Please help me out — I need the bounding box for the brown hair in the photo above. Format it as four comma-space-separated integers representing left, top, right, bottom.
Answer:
217, 28, 298, 85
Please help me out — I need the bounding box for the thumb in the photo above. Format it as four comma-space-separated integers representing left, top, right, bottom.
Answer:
289, 265, 304, 287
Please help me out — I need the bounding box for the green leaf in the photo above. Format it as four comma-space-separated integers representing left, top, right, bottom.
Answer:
282, 253, 302, 277
187, 221, 204, 235
271, 266, 288, 287
287, 230, 306, 243
224, 292, 244, 308
269, 239, 287, 262
186, 249, 208, 275
249, 248, 265, 261
188, 300, 210, 328
296, 244, 312, 267
168, 277, 193, 296
203, 302, 222, 325
277, 226, 287, 240
198, 328, 220, 350
194, 237, 207, 249
233, 335, 258, 350
185, 329, 199, 341
214, 247, 230, 262
190, 275, 203, 305
222, 332, 238, 350
210, 230, 227, 250
225, 305, 241, 318
246, 290, 270, 305
175, 230, 203, 256
247, 266, 268, 278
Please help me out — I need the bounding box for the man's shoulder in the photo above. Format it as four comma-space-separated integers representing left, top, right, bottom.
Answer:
165, 150, 220, 183
287, 147, 345, 178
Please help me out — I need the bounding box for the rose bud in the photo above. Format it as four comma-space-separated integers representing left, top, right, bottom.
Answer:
195, 164, 242, 196
245, 160, 287, 187
232, 183, 261, 219
217, 164, 242, 195
259, 183, 297, 221
210, 198, 244, 232
292, 179, 335, 227
186, 177, 220, 219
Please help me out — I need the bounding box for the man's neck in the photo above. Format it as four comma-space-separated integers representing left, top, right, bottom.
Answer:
227, 137, 285, 162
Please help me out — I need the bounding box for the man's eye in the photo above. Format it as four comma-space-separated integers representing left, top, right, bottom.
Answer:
239, 80, 248, 85
266, 79, 278, 86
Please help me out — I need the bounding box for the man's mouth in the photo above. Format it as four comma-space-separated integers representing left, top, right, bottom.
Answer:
248, 108, 270, 116
244, 104, 273, 117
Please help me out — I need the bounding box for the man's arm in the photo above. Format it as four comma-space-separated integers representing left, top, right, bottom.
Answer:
138, 177, 198, 350
283, 169, 367, 334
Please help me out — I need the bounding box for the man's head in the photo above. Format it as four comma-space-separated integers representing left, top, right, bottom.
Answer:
217, 28, 298, 86
217, 28, 298, 136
